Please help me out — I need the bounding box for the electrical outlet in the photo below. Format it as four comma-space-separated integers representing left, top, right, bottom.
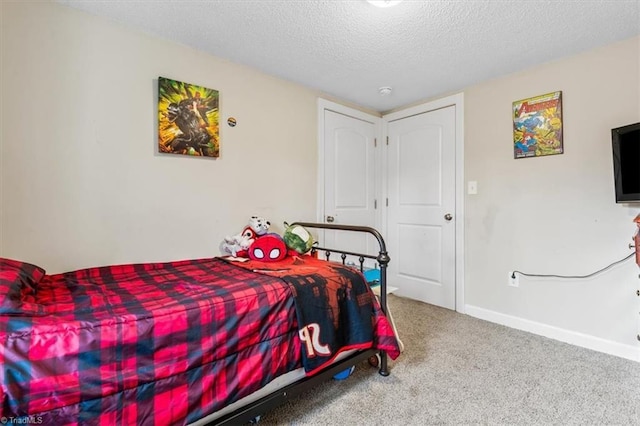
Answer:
508, 271, 519, 287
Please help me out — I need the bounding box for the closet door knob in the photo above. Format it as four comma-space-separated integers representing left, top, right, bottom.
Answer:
326, 215, 335, 223
444, 214, 453, 221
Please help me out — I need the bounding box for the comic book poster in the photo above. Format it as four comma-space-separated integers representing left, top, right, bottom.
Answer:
513, 91, 563, 159
158, 77, 219, 157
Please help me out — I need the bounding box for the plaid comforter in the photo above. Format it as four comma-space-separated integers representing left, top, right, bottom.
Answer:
1, 258, 300, 425
1, 256, 399, 425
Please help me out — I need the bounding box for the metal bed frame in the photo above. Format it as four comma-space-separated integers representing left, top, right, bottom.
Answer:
210, 222, 392, 425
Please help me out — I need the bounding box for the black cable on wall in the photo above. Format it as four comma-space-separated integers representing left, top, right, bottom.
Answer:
512, 252, 636, 280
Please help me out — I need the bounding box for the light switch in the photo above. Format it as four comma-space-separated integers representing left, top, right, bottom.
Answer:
468, 181, 478, 195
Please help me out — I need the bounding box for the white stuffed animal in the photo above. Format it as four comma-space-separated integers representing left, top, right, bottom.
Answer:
247, 216, 270, 236
220, 216, 270, 257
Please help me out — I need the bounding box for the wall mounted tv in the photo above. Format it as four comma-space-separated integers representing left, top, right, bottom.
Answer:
611, 122, 640, 203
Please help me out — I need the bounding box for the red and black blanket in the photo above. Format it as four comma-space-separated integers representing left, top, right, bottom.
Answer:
1, 255, 399, 425
1, 257, 299, 424
229, 256, 400, 375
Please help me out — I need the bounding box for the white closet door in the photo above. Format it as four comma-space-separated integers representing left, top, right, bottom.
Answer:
386, 106, 456, 309
323, 109, 377, 259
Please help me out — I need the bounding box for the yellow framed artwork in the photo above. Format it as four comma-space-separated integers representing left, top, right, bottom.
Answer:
513, 91, 563, 159
158, 77, 220, 157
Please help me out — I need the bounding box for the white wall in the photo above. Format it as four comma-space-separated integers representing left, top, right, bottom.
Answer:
464, 36, 640, 356
1, 1, 319, 273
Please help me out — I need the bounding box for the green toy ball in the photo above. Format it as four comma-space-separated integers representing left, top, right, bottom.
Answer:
283, 222, 314, 254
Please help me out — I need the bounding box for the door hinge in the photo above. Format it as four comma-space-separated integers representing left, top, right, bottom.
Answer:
374, 138, 377, 147
386, 136, 389, 146
374, 199, 377, 209
386, 198, 389, 207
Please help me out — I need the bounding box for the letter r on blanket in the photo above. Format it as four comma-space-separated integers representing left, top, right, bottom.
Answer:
299, 323, 331, 358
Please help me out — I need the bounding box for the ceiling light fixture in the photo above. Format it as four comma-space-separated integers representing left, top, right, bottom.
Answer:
379, 87, 392, 96
367, 0, 403, 7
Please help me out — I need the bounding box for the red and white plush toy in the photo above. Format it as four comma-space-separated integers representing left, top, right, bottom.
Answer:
247, 233, 288, 262
220, 216, 270, 257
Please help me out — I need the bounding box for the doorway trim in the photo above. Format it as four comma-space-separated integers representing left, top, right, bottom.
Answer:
382, 93, 465, 313
316, 98, 382, 227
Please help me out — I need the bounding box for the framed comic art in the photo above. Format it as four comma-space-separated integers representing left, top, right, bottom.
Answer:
513, 91, 563, 159
158, 77, 220, 157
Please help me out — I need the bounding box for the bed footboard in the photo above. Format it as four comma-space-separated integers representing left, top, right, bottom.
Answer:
204, 222, 393, 426
291, 222, 391, 376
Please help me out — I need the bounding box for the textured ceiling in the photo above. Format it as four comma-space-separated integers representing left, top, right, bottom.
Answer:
57, 0, 640, 113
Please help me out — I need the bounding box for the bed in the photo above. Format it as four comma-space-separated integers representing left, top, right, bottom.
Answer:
0, 223, 399, 425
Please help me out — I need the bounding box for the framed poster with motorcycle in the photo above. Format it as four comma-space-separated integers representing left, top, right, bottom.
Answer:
158, 77, 220, 157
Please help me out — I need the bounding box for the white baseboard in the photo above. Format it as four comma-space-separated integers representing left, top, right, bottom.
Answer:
465, 305, 640, 362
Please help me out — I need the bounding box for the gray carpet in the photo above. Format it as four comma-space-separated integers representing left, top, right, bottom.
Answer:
258, 295, 640, 425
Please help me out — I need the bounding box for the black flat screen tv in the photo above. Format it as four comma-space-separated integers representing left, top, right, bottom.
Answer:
611, 122, 640, 203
